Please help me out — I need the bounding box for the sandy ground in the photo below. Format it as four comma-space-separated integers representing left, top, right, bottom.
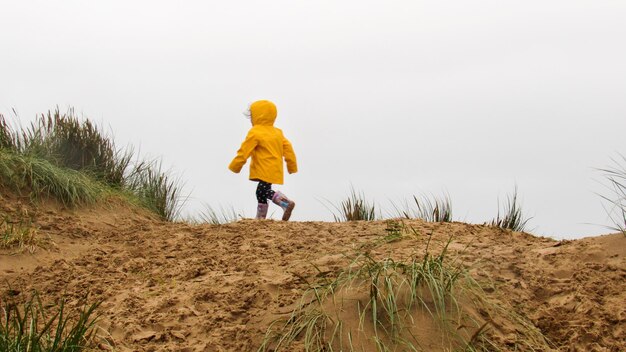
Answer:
0, 194, 624, 351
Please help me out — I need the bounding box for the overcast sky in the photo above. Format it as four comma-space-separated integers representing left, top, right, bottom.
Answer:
2, 1, 625, 239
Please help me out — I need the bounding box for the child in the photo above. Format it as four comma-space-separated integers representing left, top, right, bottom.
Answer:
228, 100, 298, 220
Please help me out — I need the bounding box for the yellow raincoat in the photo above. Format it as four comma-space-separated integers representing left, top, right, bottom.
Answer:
228, 100, 297, 185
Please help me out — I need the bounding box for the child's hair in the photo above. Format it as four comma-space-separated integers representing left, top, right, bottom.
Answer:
242, 103, 252, 119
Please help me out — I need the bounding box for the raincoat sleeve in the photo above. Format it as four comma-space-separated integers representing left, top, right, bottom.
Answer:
283, 137, 298, 174
229, 130, 257, 173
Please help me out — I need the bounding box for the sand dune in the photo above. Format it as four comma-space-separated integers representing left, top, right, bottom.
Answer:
1, 193, 624, 351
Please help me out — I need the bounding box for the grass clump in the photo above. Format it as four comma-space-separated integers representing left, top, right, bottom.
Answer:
0, 110, 185, 221
124, 160, 185, 221
489, 187, 531, 232
0, 151, 103, 207
0, 118, 19, 151
0, 213, 46, 254
196, 204, 240, 224
259, 231, 551, 351
4, 109, 132, 187
392, 193, 453, 222
0, 292, 101, 351
330, 187, 376, 222
598, 154, 626, 236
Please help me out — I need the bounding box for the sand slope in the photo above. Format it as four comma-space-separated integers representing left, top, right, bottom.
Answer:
0, 195, 624, 351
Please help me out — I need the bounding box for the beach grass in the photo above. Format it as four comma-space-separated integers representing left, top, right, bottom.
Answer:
0, 292, 101, 352
0, 111, 184, 221
330, 187, 376, 222
0, 151, 103, 207
3, 109, 132, 187
0, 213, 46, 254
599, 154, 626, 236
196, 204, 240, 224
124, 159, 186, 221
489, 186, 531, 232
391, 193, 453, 222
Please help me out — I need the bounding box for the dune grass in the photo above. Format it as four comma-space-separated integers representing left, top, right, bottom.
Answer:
330, 187, 377, 222
2, 109, 132, 187
489, 187, 531, 232
0, 118, 19, 151
124, 160, 185, 221
0, 151, 103, 207
196, 204, 240, 224
391, 193, 453, 222
599, 154, 626, 236
0, 111, 184, 221
0, 213, 47, 254
259, 226, 551, 351
0, 292, 101, 352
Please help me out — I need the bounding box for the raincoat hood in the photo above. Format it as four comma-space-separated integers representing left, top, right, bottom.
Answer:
250, 100, 277, 126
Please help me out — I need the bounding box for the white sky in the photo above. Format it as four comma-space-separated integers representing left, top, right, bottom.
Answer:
1, 1, 625, 239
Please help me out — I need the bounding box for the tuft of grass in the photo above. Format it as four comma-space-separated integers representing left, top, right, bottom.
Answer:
0, 150, 103, 207
0, 292, 101, 352
382, 220, 404, 243
0, 116, 19, 151
330, 187, 376, 222
0, 214, 46, 254
391, 193, 453, 222
197, 204, 240, 225
124, 160, 185, 222
489, 186, 531, 232
598, 154, 626, 237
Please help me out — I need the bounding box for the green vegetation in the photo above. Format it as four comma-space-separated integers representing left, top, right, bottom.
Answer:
331, 187, 376, 222
489, 187, 531, 232
124, 160, 185, 221
392, 193, 453, 222
0, 213, 46, 254
196, 204, 240, 224
259, 226, 551, 351
1, 109, 131, 187
0, 152, 103, 207
0, 292, 101, 352
0, 109, 184, 221
599, 154, 626, 236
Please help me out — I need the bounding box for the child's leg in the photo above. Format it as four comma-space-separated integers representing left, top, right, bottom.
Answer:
255, 181, 274, 219
271, 191, 296, 221
256, 181, 275, 203
255, 203, 268, 219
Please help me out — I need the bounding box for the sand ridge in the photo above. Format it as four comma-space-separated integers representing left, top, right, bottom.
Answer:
0, 196, 624, 351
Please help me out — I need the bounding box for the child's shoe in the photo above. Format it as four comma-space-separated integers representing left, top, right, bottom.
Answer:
256, 203, 269, 219
271, 191, 295, 221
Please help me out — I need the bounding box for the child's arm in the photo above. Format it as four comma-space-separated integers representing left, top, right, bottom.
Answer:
283, 138, 298, 174
229, 130, 257, 173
